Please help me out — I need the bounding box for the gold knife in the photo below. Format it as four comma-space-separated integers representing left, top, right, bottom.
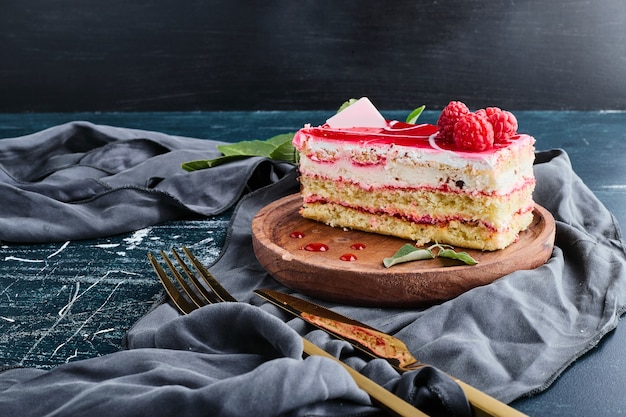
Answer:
254, 288, 528, 417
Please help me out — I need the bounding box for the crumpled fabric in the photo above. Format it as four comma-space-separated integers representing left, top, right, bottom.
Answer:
0, 122, 471, 417
0, 303, 368, 417
0, 303, 470, 417
1, 121, 625, 409
0, 121, 293, 243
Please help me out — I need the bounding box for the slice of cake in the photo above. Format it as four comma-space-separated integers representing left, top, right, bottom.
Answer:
292, 98, 536, 251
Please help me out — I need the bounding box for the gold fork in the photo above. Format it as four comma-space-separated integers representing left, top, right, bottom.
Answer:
148, 246, 428, 417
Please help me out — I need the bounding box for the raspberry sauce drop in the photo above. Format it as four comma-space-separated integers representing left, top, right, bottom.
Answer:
290, 231, 305, 239
303, 242, 329, 252
350, 242, 366, 250
340, 253, 357, 261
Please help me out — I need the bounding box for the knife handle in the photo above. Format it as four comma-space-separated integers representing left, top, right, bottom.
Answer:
301, 338, 428, 417
454, 378, 528, 417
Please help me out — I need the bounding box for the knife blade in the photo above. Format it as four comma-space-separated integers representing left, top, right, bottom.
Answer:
254, 288, 528, 417
254, 288, 422, 371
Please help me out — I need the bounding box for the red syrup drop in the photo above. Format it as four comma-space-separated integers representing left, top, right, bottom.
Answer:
340, 253, 357, 261
290, 231, 305, 238
350, 242, 366, 250
303, 242, 329, 252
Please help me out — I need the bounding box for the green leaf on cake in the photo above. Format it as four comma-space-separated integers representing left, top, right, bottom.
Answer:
406, 105, 425, 124
181, 132, 296, 171
383, 242, 478, 268
383, 244, 435, 267
337, 98, 359, 113
436, 247, 479, 265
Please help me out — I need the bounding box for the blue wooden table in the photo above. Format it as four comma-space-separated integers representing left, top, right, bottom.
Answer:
1, 111, 625, 416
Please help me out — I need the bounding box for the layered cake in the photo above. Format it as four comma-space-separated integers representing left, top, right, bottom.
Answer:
292, 98, 536, 251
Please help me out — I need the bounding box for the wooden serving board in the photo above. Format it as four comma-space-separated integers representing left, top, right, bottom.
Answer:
252, 194, 556, 307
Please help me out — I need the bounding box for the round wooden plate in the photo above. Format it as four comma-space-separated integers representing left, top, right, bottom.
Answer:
251, 194, 556, 307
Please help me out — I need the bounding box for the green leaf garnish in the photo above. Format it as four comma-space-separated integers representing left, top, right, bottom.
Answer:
266, 132, 297, 147
337, 98, 359, 113
181, 132, 296, 172
383, 242, 478, 268
269, 141, 299, 162
181, 155, 249, 170
436, 247, 479, 265
406, 105, 425, 124
383, 244, 435, 267
217, 140, 276, 157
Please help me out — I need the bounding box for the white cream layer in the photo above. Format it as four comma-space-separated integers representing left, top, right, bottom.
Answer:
296, 133, 535, 195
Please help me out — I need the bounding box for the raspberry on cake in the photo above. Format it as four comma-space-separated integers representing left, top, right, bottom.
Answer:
437, 100, 469, 142
292, 98, 536, 251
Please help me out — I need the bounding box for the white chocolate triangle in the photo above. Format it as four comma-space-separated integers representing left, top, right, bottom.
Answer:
326, 97, 387, 128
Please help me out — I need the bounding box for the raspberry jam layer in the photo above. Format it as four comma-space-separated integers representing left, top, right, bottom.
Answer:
294, 121, 527, 156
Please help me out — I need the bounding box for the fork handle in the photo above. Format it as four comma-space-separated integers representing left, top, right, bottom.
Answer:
301, 338, 428, 417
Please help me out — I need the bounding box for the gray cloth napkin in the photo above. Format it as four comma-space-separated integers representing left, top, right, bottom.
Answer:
0, 121, 293, 243
0, 304, 468, 417
0, 303, 374, 417
1, 121, 625, 410
0, 122, 471, 417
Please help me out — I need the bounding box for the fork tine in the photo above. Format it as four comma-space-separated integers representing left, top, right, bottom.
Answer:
148, 252, 196, 315
159, 250, 208, 309
182, 246, 237, 302
170, 248, 221, 305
